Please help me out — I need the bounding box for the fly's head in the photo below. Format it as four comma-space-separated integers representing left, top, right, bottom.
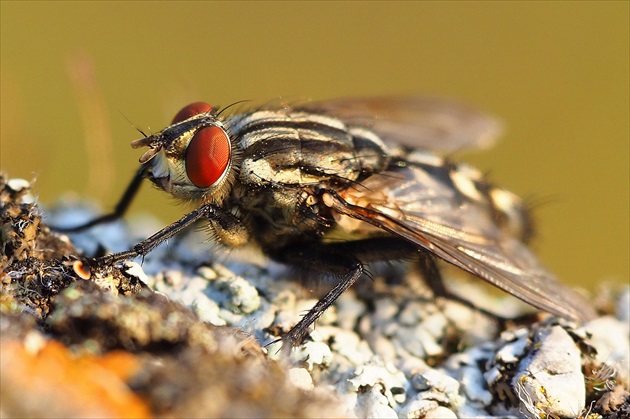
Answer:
131, 102, 235, 203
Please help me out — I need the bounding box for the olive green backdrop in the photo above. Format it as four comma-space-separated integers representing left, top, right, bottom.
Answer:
2, 2, 628, 290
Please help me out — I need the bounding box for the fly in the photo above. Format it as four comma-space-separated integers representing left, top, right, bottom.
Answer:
59, 96, 596, 351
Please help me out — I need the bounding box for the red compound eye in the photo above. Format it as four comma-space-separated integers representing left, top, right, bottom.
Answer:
185, 126, 231, 188
172, 102, 213, 124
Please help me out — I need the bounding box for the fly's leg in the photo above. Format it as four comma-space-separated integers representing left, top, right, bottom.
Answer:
417, 249, 514, 322
417, 249, 448, 297
279, 249, 363, 352
54, 165, 147, 233
275, 237, 418, 353
87, 202, 248, 268
277, 235, 507, 354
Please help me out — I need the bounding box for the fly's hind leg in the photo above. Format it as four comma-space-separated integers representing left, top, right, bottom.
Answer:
417, 249, 448, 297
417, 249, 515, 323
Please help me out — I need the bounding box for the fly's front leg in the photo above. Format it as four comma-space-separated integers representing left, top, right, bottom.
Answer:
89, 203, 248, 268
54, 165, 147, 233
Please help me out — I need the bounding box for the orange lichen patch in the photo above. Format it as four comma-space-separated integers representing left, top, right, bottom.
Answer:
0, 339, 150, 418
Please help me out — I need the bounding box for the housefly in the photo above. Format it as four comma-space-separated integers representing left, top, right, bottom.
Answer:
62, 96, 596, 349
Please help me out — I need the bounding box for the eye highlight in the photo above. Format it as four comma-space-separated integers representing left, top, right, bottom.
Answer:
185, 126, 231, 188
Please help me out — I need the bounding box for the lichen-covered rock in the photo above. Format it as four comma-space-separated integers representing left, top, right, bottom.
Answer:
2, 173, 629, 418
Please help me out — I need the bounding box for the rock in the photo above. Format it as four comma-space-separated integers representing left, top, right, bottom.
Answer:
512, 325, 585, 419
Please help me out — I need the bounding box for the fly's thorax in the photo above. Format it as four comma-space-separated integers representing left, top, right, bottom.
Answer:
221, 108, 395, 248
233, 185, 333, 251
228, 109, 392, 189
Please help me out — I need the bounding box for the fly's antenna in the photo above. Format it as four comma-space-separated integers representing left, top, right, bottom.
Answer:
117, 109, 149, 138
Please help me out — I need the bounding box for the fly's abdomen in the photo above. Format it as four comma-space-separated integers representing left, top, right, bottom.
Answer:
405, 150, 533, 243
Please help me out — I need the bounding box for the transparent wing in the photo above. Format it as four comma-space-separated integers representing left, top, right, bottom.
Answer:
327, 164, 596, 322
298, 96, 503, 152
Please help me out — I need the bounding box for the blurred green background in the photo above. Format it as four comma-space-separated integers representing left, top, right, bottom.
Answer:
1, 2, 627, 290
